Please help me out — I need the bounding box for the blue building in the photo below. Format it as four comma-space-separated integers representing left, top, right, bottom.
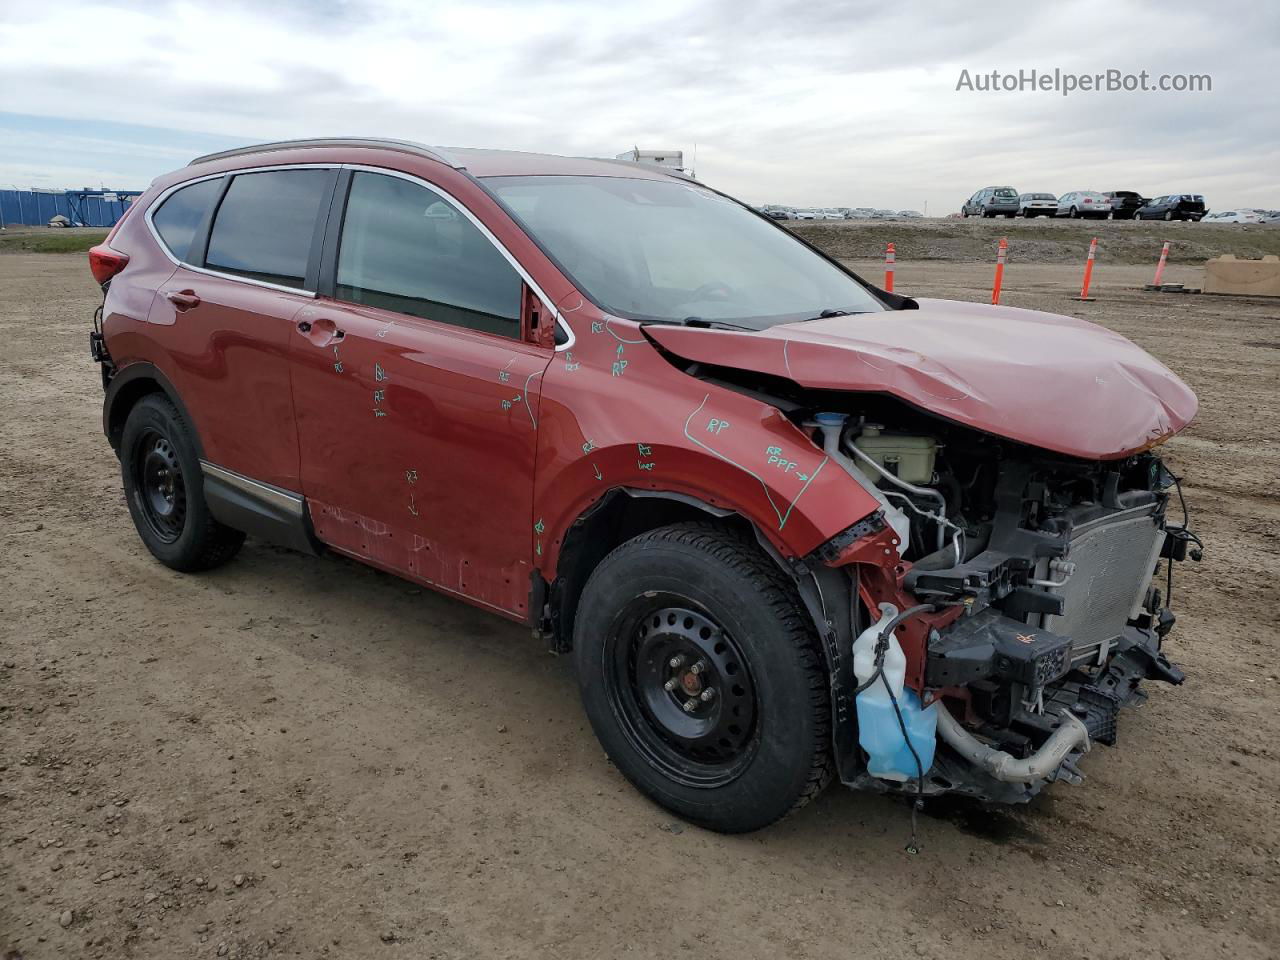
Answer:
0, 189, 143, 228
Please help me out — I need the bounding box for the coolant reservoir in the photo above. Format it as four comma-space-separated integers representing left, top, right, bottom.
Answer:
852, 603, 939, 782
853, 426, 938, 485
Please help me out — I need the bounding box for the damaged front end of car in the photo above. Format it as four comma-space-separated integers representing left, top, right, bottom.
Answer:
644, 301, 1201, 805
814, 414, 1199, 804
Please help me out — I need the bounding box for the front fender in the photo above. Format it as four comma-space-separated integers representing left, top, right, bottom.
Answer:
532, 333, 881, 576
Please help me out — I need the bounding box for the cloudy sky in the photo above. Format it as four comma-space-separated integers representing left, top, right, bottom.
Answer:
1, 0, 1276, 211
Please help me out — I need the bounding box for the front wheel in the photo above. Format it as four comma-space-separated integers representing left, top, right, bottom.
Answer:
573, 523, 832, 833
120, 394, 245, 572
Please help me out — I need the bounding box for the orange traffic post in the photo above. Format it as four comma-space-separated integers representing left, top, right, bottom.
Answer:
1152, 241, 1171, 287
1074, 237, 1098, 301
990, 237, 1007, 304
884, 242, 896, 292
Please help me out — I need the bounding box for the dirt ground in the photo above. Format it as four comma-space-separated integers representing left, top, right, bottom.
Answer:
1, 246, 1277, 960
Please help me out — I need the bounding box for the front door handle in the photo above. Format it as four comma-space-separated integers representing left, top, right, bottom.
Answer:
296, 317, 344, 346
164, 289, 201, 311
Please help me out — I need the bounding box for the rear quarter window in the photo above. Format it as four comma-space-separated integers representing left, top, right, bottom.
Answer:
151, 178, 222, 262
204, 169, 331, 288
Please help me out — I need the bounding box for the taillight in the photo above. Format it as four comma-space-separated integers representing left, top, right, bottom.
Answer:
1083, 198, 1093, 204
88, 244, 130, 285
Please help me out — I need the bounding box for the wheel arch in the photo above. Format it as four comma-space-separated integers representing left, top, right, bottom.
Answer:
103, 362, 203, 460
542, 487, 746, 655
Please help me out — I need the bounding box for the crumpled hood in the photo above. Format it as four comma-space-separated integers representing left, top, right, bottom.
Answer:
643, 298, 1198, 460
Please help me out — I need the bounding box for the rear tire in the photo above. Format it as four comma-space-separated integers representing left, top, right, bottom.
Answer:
120, 394, 245, 572
573, 522, 832, 833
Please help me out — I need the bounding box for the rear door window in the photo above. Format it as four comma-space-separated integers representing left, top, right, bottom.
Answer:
335, 172, 522, 338
151, 178, 222, 263
205, 169, 331, 288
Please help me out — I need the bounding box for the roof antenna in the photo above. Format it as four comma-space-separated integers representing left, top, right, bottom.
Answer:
692, 142, 698, 180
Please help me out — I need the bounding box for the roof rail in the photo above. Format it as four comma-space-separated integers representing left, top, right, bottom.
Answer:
188, 138, 464, 169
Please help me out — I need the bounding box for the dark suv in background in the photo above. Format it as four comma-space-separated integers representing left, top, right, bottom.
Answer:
1136, 194, 1206, 221
961, 186, 1020, 217
1104, 191, 1148, 220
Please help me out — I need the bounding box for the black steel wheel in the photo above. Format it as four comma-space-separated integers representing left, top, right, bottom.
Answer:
574, 522, 832, 833
607, 601, 758, 787
120, 393, 244, 572
133, 430, 187, 543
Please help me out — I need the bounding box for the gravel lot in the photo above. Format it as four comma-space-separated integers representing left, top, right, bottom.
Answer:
2, 237, 1277, 960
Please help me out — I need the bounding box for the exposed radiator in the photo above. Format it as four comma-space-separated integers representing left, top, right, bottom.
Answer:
1044, 503, 1166, 660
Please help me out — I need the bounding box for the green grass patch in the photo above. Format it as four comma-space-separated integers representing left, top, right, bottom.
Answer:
0, 230, 110, 254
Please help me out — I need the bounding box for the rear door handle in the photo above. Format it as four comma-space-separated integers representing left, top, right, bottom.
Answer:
164, 289, 201, 311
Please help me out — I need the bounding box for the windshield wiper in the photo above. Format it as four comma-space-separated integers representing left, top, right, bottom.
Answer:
798, 308, 859, 322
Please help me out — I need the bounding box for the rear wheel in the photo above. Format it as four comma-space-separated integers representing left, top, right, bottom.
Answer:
120, 394, 244, 572
1164, 210, 1173, 221
573, 523, 832, 833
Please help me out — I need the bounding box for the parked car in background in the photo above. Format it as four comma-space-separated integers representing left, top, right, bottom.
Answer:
1056, 191, 1112, 219
763, 206, 795, 220
962, 186, 1020, 217
852, 207, 876, 219
873, 208, 899, 219
793, 208, 821, 220
1202, 209, 1264, 224
1017, 193, 1058, 218
1103, 191, 1148, 220
1136, 195, 1205, 221
821, 208, 845, 220
898, 210, 923, 219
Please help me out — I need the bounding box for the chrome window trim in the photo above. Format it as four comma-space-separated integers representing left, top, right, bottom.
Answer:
144, 162, 339, 298
144, 160, 576, 349
199, 460, 304, 517
341, 163, 574, 351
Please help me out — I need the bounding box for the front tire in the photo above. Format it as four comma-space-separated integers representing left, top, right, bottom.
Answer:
120, 394, 245, 572
573, 523, 832, 833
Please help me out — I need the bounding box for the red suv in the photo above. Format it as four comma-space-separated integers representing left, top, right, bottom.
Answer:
90, 139, 1200, 832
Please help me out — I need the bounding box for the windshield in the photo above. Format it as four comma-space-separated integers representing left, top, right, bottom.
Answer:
485, 175, 885, 328
993, 188, 1017, 198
